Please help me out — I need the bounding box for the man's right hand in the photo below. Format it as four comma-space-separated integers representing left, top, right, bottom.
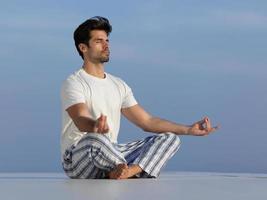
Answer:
93, 114, 110, 134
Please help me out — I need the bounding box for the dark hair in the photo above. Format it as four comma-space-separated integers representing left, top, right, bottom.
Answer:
73, 16, 112, 59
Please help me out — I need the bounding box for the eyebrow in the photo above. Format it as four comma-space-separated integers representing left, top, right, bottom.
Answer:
93, 38, 109, 42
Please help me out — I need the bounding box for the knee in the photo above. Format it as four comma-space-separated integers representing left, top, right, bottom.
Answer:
160, 132, 181, 147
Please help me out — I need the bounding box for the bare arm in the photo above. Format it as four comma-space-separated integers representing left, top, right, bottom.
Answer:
121, 104, 219, 136
66, 103, 109, 133
142, 117, 190, 135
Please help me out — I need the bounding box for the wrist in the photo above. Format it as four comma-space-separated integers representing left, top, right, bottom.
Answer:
184, 126, 191, 135
174, 125, 191, 135
87, 118, 97, 132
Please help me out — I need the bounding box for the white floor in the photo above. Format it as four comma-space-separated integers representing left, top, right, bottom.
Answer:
1, 172, 267, 200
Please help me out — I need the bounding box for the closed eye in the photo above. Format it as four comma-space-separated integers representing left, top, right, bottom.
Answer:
95, 38, 109, 43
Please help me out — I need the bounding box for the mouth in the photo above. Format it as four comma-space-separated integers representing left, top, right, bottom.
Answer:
103, 48, 109, 52
103, 50, 110, 56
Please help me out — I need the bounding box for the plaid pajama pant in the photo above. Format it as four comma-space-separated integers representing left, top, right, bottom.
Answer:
62, 132, 181, 179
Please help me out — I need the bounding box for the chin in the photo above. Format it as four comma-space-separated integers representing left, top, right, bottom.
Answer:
101, 57, 109, 63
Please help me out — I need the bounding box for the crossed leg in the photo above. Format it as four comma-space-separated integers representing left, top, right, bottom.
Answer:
108, 164, 142, 179
63, 132, 180, 179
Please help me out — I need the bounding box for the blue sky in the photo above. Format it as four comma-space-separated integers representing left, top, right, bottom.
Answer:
0, 0, 266, 173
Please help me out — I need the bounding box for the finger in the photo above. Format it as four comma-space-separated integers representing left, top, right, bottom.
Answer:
198, 131, 208, 136
98, 116, 105, 133
195, 118, 206, 125
104, 123, 109, 133
195, 124, 220, 136
191, 118, 205, 130
199, 117, 209, 130
215, 124, 220, 130
99, 113, 104, 119
101, 115, 107, 133
101, 121, 109, 133
210, 125, 220, 133
96, 114, 102, 122
100, 115, 109, 133
206, 125, 220, 134
93, 120, 99, 132
191, 129, 208, 136
200, 125, 216, 135
103, 115, 107, 123
205, 117, 211, 130
97, 114, 104, 123
203, 117, 215, 132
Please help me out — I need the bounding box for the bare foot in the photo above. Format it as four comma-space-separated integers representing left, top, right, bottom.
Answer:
109, 164, 143, 179
108, 163, 128, 179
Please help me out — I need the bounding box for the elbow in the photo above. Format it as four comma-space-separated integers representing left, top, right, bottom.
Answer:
142, 127, 150, 132
141, 117, 153, 132
142, 123, 152, 132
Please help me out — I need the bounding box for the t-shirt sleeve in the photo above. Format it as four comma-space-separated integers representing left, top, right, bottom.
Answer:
121, 80, 138, 109
61, 77, 86, 110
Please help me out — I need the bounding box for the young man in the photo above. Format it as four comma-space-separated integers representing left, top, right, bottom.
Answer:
61, 16, 219, 179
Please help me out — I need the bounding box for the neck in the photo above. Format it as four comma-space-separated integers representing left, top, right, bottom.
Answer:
82, 60, 105, 79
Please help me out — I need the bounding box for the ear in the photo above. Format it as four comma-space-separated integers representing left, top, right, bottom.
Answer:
78, 43, 88, 54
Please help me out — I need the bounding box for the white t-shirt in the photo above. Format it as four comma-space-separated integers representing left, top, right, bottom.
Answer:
60, 68, 138, 157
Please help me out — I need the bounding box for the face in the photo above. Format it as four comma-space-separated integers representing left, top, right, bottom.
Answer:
81, 30, 110, 63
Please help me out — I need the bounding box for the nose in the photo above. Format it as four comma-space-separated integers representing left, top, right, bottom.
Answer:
104, 41, 109, 48
103, 39, 109, 47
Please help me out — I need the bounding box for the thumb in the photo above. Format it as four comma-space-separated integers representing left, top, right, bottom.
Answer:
98, 113, 104, 120
103, 115, 107, 121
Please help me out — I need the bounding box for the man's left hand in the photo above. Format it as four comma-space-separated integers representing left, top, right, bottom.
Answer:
187, 117, 219, 136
